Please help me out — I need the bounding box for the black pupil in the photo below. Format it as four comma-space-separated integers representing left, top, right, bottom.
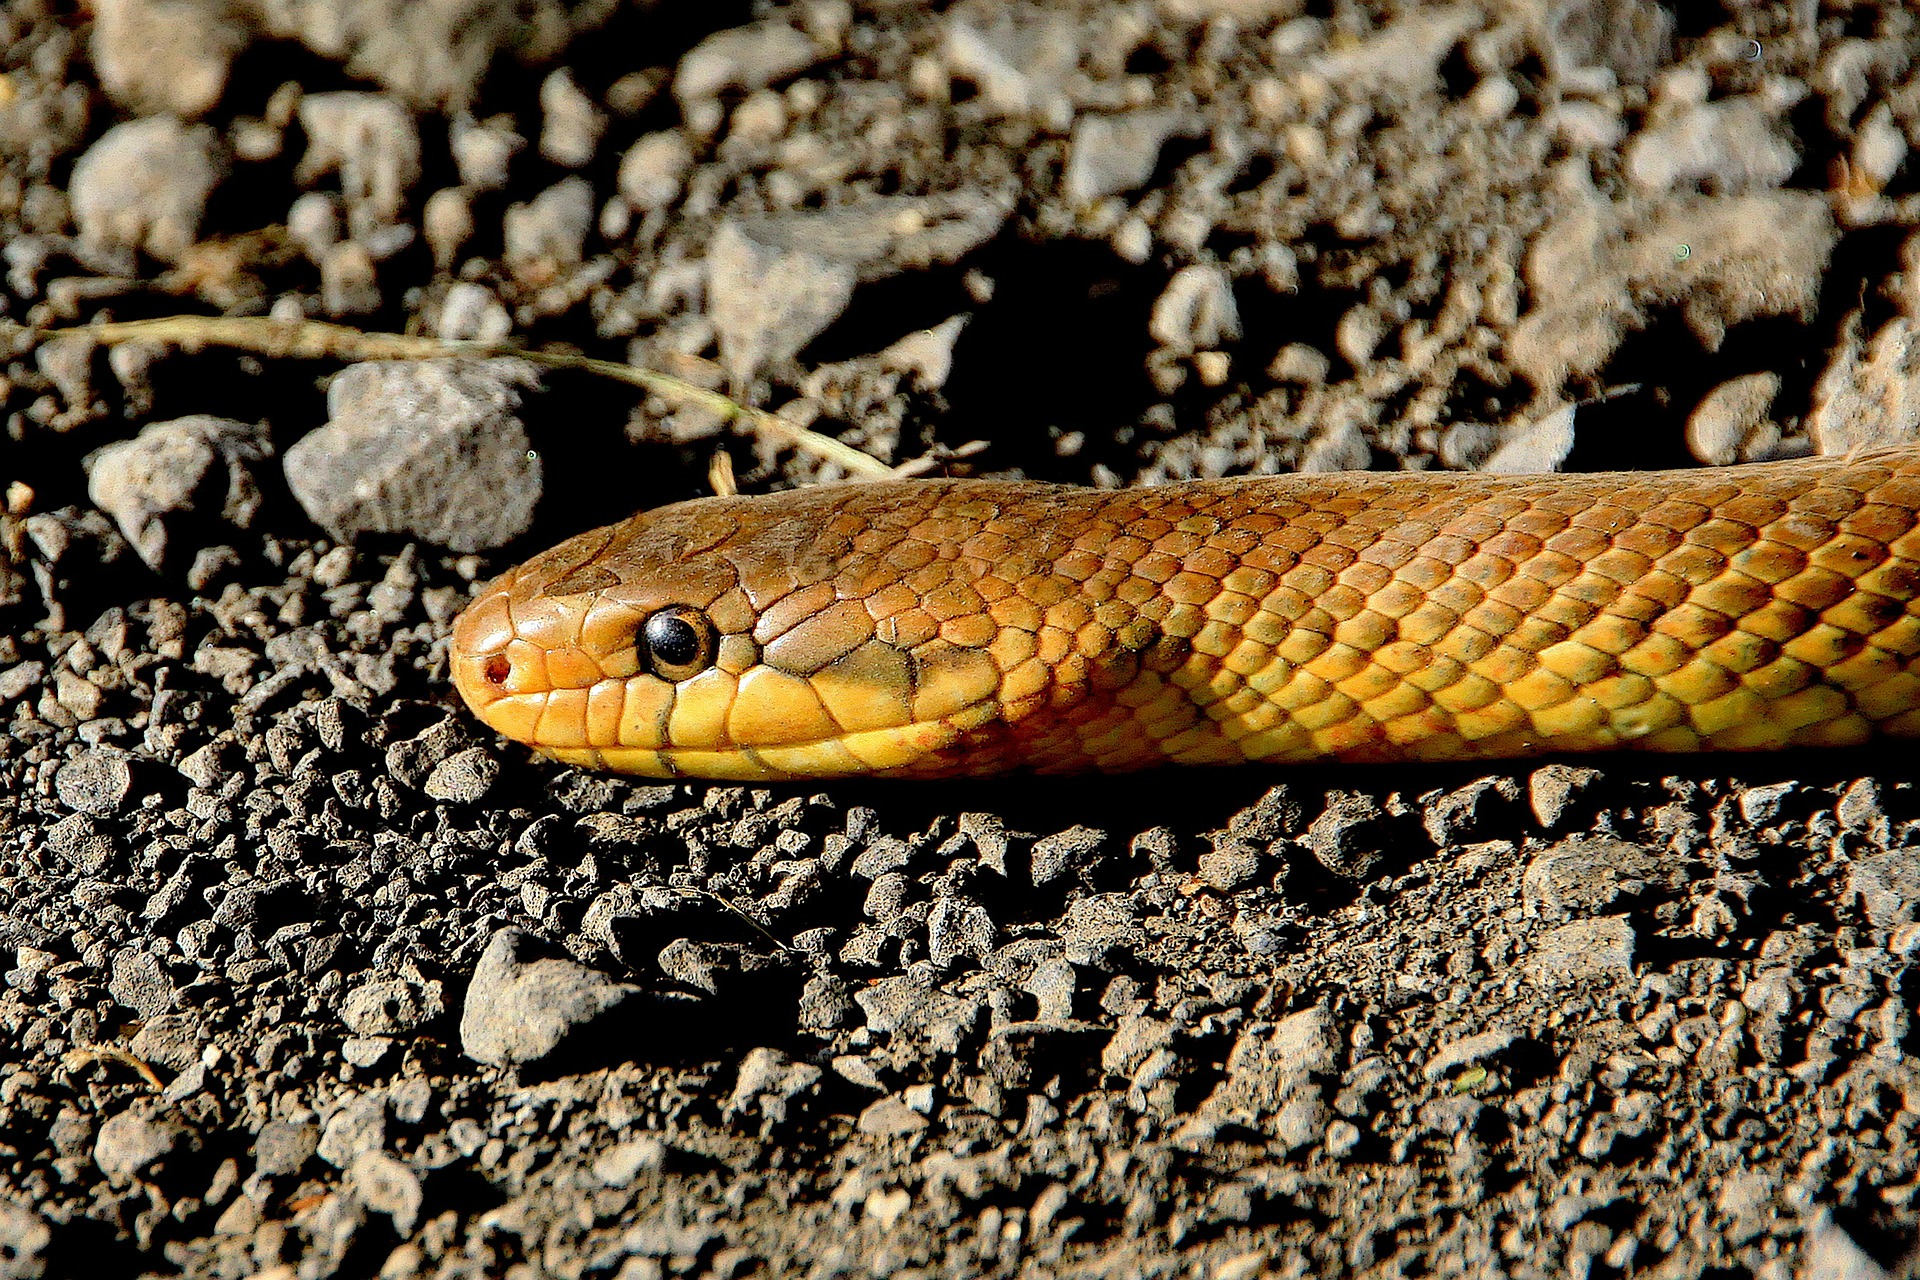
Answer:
645, 612, 701, 667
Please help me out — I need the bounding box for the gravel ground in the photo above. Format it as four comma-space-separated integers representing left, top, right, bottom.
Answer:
7, 0, 1920, 1276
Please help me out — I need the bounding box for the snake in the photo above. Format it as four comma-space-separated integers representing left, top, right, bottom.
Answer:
448, 449, 1920, 781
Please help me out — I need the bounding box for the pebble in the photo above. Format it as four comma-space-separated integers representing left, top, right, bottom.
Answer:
423, 746, 500, 804
94, 1106, 195, 1183
55, 749, 133, 815
725, 1047, 823, 1133
0, 1200, 50, 1276
69, 118, 226, 262
450, 114, 524, 191
320, 240, 381, 314
47, 813, 116, 876
109, 948, 176, 1020
926, 898, 994, 968
1801, 1217, 1892, 1280
618, 131, 695, 212
316, 1091, 387, 1168
707, 197, 1007, 383
285, 359, 543, 552
86, 416, 271, 569
1197, 837, 1265, 892
89, 0, 242, 116
1522, 837, 1657, 919
350, 1150, 423, 1235
675, 22, 821, 107
1521, 916, 1636, 984
593, 1135, 668, 1187
126, 1013, 201, 1073
252, 1117, 319, 1178
1421, 1028, 1516, 1082
1686, 372, 1781, 465
856, 1096, 930, 1138
942, 10, 1078, 125
1064, 110, 1192, 205
1483, 403, 1576, 474
1808, 314, 1920, 456
1303, 791, 1397, 879
503, 176, 595, 281
341, 977, 444, 1037
1029, 825, 1107, 887
1149, 263, 1240, 354
1847, 851, 1920, 929
1422, 777, 1520, 846
296, 92, 421, 233
1527, 764, 1602, 830
1625, 96, 1798, 193
539, 68, 606, 168
459, 928, 643, 1067
708, 219, 859, 384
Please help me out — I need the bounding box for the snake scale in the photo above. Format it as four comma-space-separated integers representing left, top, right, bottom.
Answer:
449, 449, 1920, 780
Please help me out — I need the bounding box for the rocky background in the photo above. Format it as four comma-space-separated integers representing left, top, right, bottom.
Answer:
6, 0, 1920, 1276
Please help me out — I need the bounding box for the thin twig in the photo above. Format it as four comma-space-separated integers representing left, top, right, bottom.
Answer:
44, 315, 896, 480
63, 1044, 165, 1091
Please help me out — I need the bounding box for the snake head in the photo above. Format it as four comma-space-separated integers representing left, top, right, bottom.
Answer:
450, 484, 1048, 780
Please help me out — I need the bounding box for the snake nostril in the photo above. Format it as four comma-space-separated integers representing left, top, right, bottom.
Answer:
483, 655, 511, 686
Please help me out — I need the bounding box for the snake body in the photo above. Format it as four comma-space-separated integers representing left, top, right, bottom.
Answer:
449, 451, 1920, 780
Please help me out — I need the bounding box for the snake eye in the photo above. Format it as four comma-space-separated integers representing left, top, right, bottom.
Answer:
641, 605, 716, 681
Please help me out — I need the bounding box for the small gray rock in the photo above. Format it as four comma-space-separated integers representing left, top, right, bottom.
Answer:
87, 416, 272, 569
1423, 777, 1520, 846
1522, 916, 1636, 984
1802, 1217, 1892, 1280
1528, 763, 1602, 830
286, 359, 542, 552
423, 746, 499, 803
1148, 262, 1241, 356
708, 220, 857, 386
1304, 792, 1399, 879
296, 92, 421, 234
796, 973, 855, 1031
90, 0, 245, 117
94, 1106, 195, 1182
503, 176, 594, 280
1848, 850, 1920, 929
593, 1135, 668, 1187
459, 928, 642, 1067
127, 1013, 205, 1072
926, 897, 994, 968
675, 21, 820, 105
855, 1096, 930, 1138
252, 1117, 319, 1177
1522, 837, 1658, 919
55, 749, 133, 816
539, 68, 606, 168
1421, 1028, 1516, 1082
1029, 826, 1107, 887
341, 977, 445, 1037
1483, 403, 1576, 475
1197, 837, 1265, 892
1064, 109, 1193, 205
724, 1047, 823, 1134
316, 1092, 387, 1168
618, 131, 694, 212
348, 1035, 397, 1070
0, 1198, 50, 1279
47, 813, 116, 876
708, 196, 1008, 385
70, 118, 226, 262
349, 1150, 422, 1235
109, 948, 174, 1020
450, 114, 524, 191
